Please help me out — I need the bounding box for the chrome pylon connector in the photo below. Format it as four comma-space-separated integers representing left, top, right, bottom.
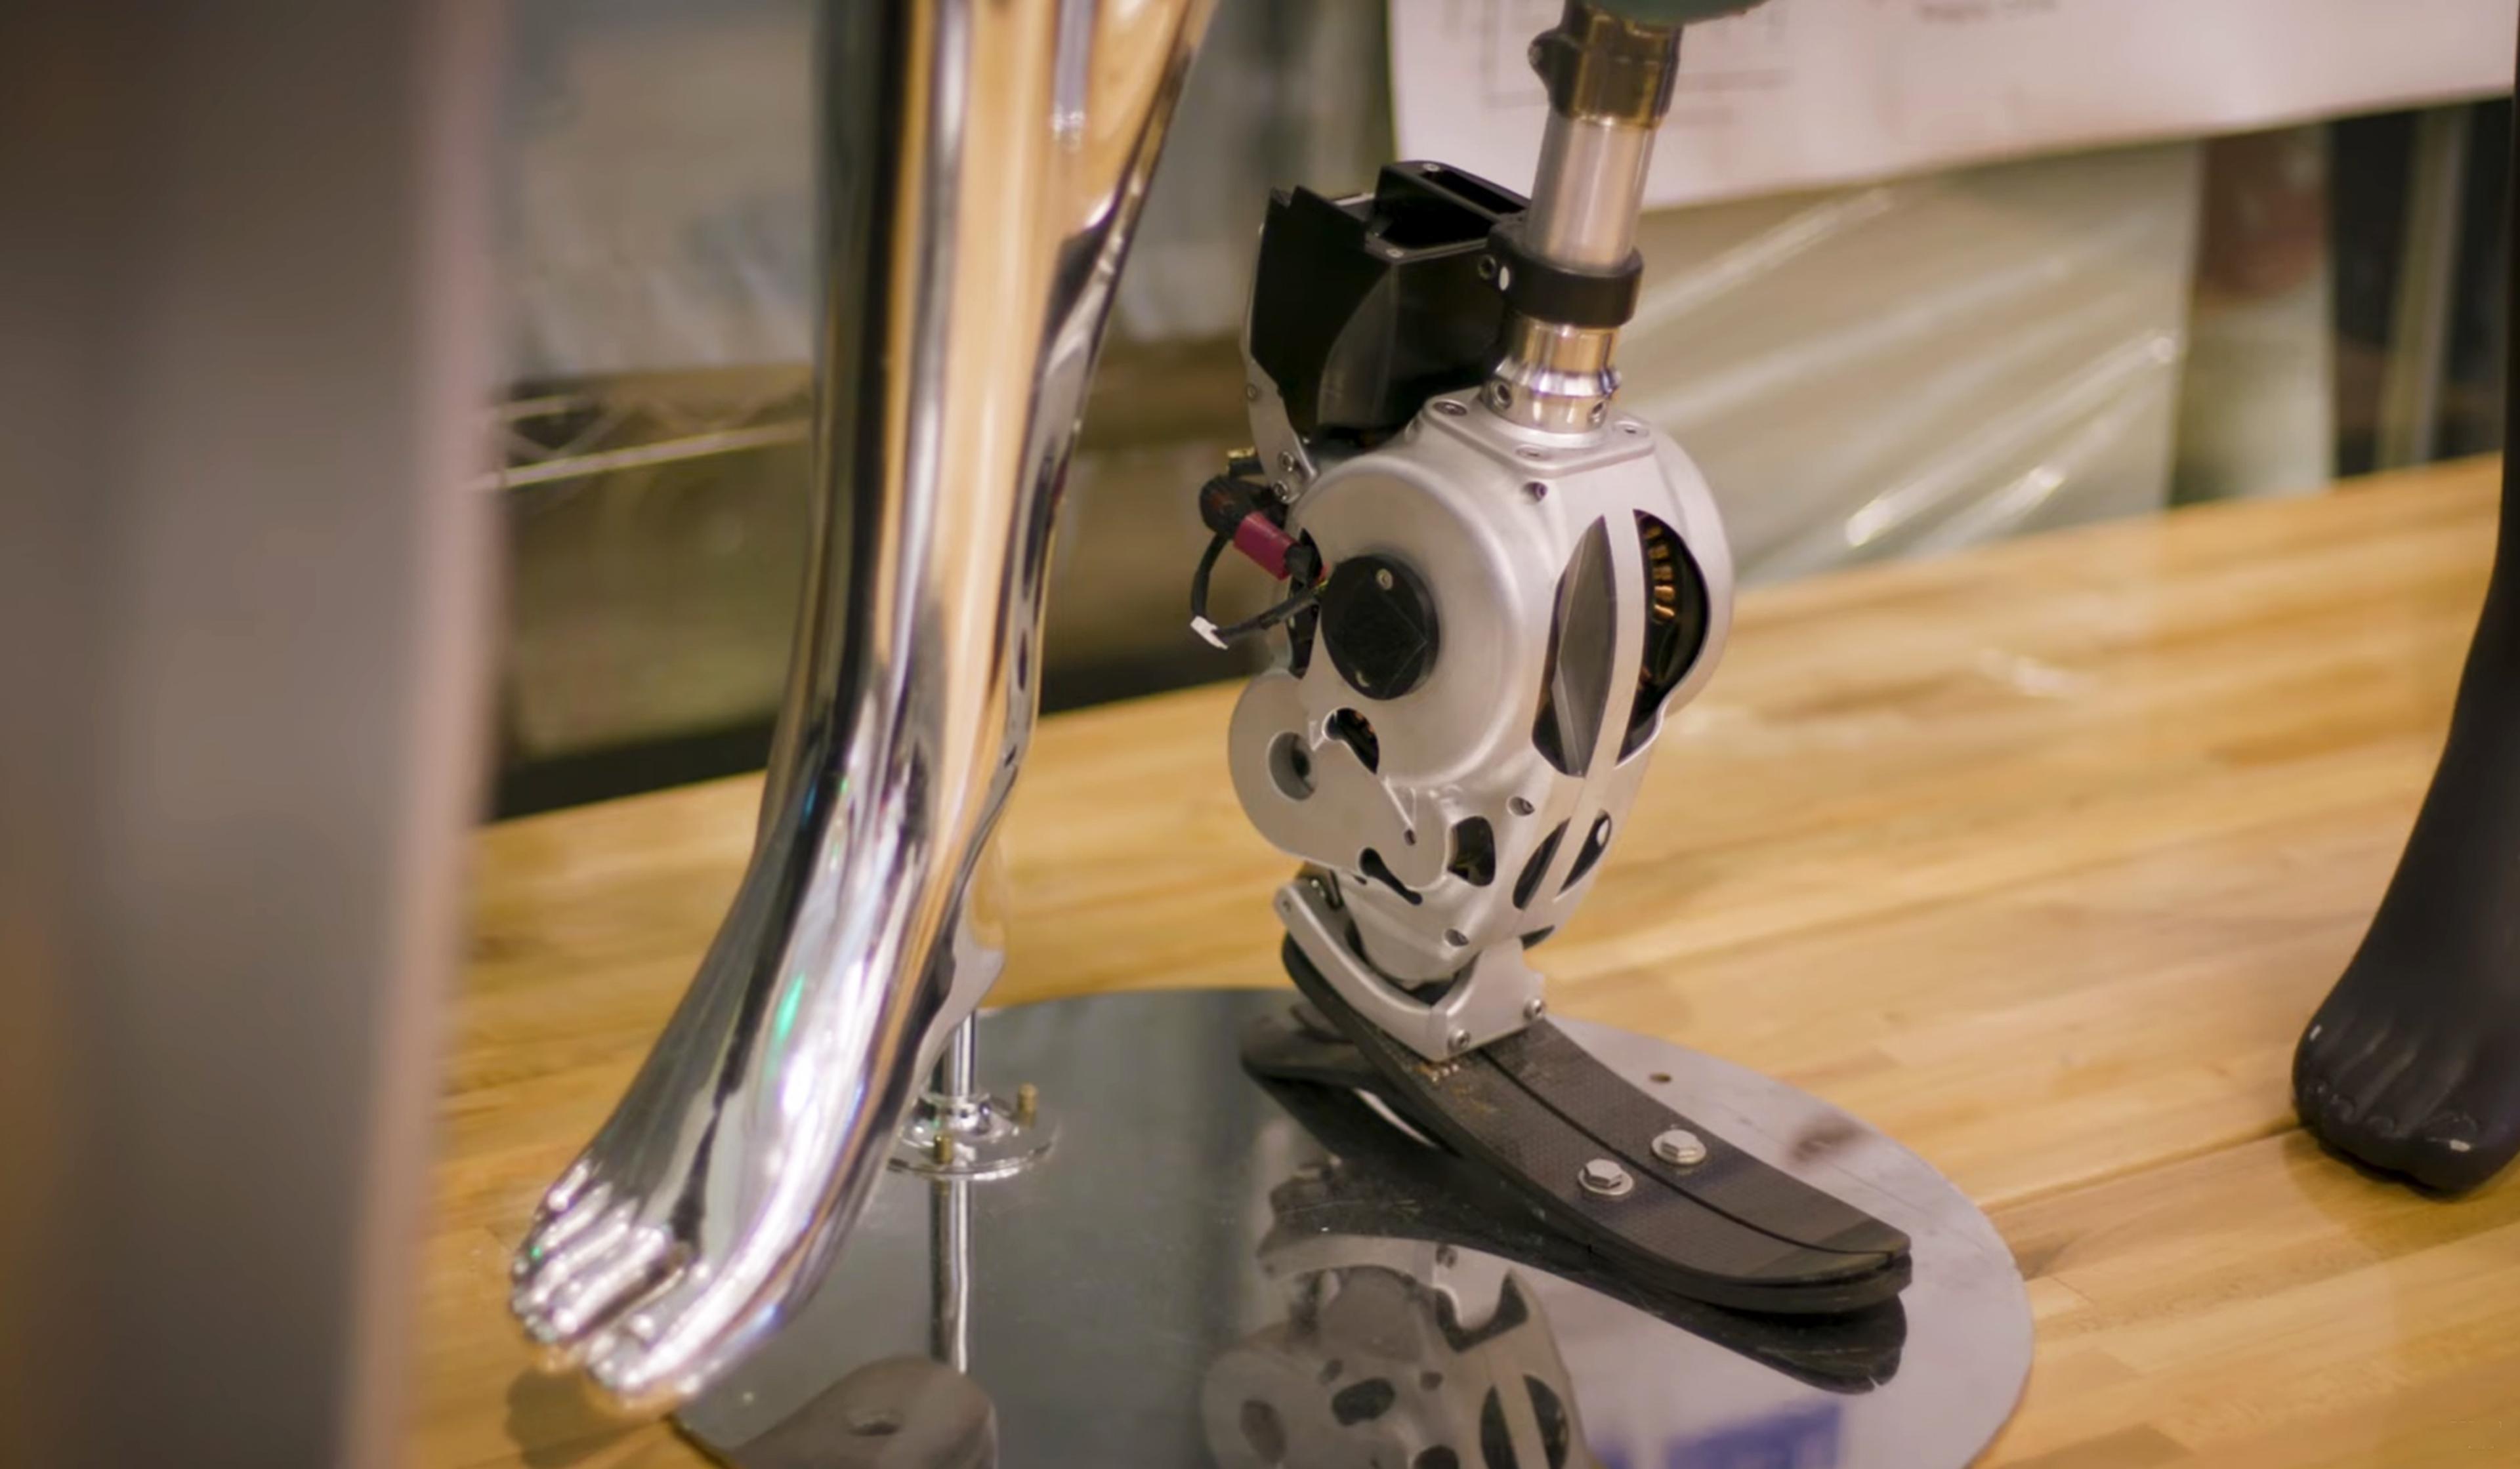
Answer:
1488, 0, 1687, 432
510, 0, 1216, 1409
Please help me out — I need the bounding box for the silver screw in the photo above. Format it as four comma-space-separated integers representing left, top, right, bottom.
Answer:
1652, 1128, 1708, 1168
1577, 1159, 1633, 1198
1522, 997, 1545, 1021
1244, 382, 1261, 402
1278, 449, 1297, 474
1509, 797, 1534, 816
1446, 1027, 1471, 1054
1433, 398, 1468, 418
1375, 568, 1395, 590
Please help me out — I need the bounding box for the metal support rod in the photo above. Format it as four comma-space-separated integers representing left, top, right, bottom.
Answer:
1526, 110, 1656, 270
932, 1015, 979, 1104
928, 1179, 972, 1373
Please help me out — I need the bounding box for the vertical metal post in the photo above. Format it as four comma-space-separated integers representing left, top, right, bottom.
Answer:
928, 1179, 973, 1373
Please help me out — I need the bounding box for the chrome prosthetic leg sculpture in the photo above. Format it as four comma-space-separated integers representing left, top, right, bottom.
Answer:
510, 0, 1215, 1407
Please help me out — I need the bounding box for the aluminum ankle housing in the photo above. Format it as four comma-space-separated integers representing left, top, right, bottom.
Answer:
1228, 392, 1732, 1060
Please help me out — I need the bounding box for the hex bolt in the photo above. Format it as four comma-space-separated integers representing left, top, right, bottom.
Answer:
1577, 1159, 1634, 1198
1652, 1128, 1708, 1168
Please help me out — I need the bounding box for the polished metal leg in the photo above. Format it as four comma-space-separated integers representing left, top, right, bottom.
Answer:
510, 0, 1216, 1409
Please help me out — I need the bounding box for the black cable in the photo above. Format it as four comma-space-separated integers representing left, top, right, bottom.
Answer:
1189, 531, 1321, 647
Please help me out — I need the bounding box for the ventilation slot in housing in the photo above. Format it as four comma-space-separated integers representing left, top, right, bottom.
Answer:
1511, 819, 1569, 909
1620, 512, 1712, 760
1560, 814, 1611, 894
1532, 519, 1619, 777
1328, 707, 1381, 772
1359, 848, 1422, 905
1448, 816, 1496, 887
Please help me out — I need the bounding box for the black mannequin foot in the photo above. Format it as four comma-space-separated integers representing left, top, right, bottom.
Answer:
2296, 954, 2520, 1194
2294, 586, 2520, 1194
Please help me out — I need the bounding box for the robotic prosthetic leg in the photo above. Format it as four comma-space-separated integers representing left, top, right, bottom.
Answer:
510, 0, 1216, 1408
1208, 1, 1910, 1313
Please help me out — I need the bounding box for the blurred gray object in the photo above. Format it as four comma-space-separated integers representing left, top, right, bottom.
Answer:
0, 4, 501, 1468
499, 0, 1387, 372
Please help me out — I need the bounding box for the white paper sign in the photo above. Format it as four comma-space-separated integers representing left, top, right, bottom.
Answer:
1392, 0, 2519, 208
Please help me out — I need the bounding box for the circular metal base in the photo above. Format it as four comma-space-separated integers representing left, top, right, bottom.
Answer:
677, 990, 2031, 1469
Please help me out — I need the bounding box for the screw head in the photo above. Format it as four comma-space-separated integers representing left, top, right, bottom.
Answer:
1652, 1128, 1708, 1168
1477, 256, 1498, 281
1446, 1027, 1472, 1054
1278, 449, 1298, 474
1577, 1159, 1634, 1198
1523, 997, 1545, 1021
1432, 398, 1468, 418
1375, 568, 1395, 591
1509, 797, 1534, 816
1244, 382, 1261, 402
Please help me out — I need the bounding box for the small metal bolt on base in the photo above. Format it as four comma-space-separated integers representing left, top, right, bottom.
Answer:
1652, 1128, 1708, 1168
892, 1018, 1056, 1180
1577, 1157, 1634, 1198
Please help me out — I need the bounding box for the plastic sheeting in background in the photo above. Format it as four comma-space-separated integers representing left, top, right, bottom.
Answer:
1620, 142, 2202, 583
486, 0, 2208, 791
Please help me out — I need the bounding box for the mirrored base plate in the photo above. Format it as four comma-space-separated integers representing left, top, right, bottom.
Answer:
676, 989, 2032, 1468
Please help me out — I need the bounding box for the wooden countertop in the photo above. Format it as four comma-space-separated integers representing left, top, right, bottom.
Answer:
415, 459, 2520, 1468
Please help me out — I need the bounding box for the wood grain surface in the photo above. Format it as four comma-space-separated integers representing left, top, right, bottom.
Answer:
413, 459, 2520, 1468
